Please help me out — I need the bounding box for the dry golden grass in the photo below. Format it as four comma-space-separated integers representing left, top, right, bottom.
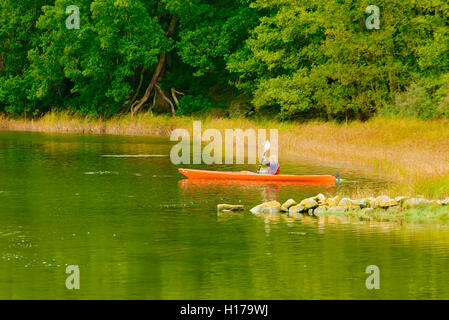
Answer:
278, 118, 449, 198
1, 111, 448, 198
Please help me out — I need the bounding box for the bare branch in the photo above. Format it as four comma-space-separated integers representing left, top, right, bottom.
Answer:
155, 83, 176, 117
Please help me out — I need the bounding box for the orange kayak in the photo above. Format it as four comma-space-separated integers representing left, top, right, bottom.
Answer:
178, 168, 337, 183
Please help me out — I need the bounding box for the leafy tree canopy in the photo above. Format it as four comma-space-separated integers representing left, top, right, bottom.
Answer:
0, 0, 448, 120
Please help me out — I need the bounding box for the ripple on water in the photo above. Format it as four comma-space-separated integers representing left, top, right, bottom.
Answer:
84, 171, 119, 175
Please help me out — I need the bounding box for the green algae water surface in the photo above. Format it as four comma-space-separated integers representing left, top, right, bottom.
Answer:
1, 131, 449, 299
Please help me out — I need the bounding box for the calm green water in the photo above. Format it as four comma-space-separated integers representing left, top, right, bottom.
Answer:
1, 131, 449, 299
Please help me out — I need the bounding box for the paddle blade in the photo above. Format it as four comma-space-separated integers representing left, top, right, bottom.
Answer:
264, 141, 271, 152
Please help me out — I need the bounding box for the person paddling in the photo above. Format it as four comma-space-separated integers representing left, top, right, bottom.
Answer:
261, 155, 280, 175
256, 141, 279, 175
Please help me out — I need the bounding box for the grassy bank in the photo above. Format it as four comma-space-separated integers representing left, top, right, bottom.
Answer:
318, 206, 449, 225
1, 111, 448, 198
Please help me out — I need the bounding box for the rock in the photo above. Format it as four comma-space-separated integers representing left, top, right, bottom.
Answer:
313, 206, 328, 217
440, 198, 449, 206
281, 199, 297, 212
250, 201, 281, 214
338, 198, 360, 210
325, 196, 341, 207
289, 204, 306, 215
370, 196, 398, 209
394, 196, 409, 205
217, 204, 244, 212
362, 197, 375, 208
327, 206, 348, 212
402, 198, 430, 209
299, 197, 319, 210
308, 209, 314, 216
314, 193, 326, 203
353, 199, 370, 209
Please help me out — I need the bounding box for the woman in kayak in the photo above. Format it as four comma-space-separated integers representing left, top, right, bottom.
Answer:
261, 155, 280, 175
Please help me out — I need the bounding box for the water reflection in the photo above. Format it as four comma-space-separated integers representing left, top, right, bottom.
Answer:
1, 131, 449, 299
178, 178, 337, 203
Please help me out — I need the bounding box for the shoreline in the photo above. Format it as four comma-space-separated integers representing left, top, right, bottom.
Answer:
1, 112, 449, 199
217, 194, 449, 225
242, 195, 449, 225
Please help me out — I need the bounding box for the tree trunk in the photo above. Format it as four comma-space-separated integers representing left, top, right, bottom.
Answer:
171, 88, 184, 108
130, 54, 166, 114
127, 67, 145, 111
130, 16, 178, 115
155, 83, 176, 116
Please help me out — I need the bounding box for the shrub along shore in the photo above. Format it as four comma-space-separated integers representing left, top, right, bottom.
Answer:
1, 112, 448, 199
218, 195, 449, 224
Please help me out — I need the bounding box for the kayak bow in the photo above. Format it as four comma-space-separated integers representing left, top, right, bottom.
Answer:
178, 168, 336, 183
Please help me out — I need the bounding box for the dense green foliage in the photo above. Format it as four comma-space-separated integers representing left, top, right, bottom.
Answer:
1, 0, 448, 119
228, 0, 449, 120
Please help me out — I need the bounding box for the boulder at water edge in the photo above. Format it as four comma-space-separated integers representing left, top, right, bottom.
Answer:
299, 197, 319, 210
217, 204, 244, 212
250, 201, 281, 214
327, 206, 348, 212
353, 199, 371, 209
324, 196, 341, 207
288, 204, 306, 215
370, 196, 398, 209
394, 196, 409, 206
338, 198, 361, 210
281, 199, 297, 212
314, 194, 326, 203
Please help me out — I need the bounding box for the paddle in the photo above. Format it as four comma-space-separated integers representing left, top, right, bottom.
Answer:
258, 141, 271, 173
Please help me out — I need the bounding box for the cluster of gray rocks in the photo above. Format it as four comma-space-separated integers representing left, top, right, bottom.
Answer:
217, 195, 449, 217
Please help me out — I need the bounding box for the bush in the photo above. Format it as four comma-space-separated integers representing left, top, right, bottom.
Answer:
436, 85, 449, 118
177, 95, 218, 116
381, 84, 437, 119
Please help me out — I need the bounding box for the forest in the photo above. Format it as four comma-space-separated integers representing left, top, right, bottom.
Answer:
1, 0, 449, 120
